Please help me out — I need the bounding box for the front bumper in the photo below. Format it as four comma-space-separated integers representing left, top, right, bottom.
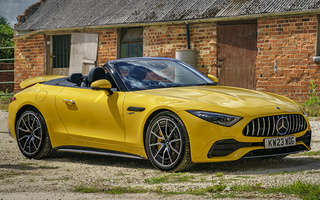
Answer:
208, 131, 311, 159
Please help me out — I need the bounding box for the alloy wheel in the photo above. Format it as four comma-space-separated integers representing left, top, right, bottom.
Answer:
147, 117, 183, 169
16, 111, 43, 157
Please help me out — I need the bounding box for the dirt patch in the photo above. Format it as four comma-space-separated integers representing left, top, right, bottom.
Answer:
1, 110, 319, 199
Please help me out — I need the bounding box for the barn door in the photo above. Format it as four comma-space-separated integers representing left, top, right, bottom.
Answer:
217, 22, 257, 89
46, 35, 71, 76
69, 33, 99, 75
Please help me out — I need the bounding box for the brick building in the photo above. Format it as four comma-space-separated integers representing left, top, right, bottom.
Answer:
0, 63, 14, 92
14, 0, 320, 102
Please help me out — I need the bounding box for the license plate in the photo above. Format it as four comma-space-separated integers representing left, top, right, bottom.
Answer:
264, 136, 296, 149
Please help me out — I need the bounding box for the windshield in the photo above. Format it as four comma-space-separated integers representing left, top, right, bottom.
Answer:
114, 59, 214, 91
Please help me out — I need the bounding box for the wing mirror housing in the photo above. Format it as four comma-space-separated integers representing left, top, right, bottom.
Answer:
91, 79, 113, 95
208, 75, 218, 84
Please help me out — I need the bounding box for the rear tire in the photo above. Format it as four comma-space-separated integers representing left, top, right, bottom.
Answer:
145, 111, 194, 172
16, 109, 55, 159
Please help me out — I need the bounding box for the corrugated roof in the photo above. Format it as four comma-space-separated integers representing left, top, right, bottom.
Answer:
16, 0, 320, 31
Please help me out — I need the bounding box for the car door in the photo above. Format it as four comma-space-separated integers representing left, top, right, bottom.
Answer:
55, 87, 125, 149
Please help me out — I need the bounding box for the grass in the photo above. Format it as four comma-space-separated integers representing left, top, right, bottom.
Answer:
3, 179, 14, 183
20, 163, 37, 166
39, 165, 60, 169
43, 177, 71, 181
144, 175, 169, 184
303, 80, 320, 117
73, 180, 320, 199
297, 151, 320, 156
266, 170, 301, 176
74, 186, 147, 194
143, 172, 195, 184
235, 175, 251, 179
0, 90, 13, 111
74, 186, 100, 193
229, 181, 320, 200
104, 186, 148, 194
304, 104, 320, 117
216, 172, 224, 177
268, 181, 320, 200
0, 172, 24, 179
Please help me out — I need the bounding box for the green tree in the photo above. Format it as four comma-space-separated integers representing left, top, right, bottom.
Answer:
0, 16, 14, 63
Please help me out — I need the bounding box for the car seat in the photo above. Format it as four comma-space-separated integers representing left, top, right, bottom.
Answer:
81, 67, 106, 87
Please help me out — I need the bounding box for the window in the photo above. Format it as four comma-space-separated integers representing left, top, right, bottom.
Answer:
52, 35, 71, 68
120, 28, 143, 58
313, 15, 320, 62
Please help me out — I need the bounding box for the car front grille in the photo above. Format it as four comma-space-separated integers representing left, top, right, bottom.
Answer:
243, 114, 307, 137
208, 131, 311, 158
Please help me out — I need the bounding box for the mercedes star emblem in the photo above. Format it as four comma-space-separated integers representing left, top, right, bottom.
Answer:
276, 116, 289, 135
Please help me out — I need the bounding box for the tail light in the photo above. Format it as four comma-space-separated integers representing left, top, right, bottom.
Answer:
11, 96, 16, 103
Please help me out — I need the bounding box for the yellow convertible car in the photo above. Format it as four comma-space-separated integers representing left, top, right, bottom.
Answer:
8, 57, 311, 171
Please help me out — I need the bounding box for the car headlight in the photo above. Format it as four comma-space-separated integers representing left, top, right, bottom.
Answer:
187, 110, 242, 127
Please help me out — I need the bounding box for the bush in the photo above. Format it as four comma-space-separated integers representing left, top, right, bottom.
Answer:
0, 90, 13, 111
303, 80, 320, 117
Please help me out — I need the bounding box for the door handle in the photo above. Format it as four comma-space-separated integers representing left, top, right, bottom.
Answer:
62, 99, 75, 104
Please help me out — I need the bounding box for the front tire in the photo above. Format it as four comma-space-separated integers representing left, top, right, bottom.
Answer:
145, 111, 194, 171
16, 109, 54, 159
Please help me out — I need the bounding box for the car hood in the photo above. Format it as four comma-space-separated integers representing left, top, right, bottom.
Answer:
137, 86, 302, 116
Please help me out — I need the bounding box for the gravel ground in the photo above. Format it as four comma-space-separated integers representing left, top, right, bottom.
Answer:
0, 110, 319, 200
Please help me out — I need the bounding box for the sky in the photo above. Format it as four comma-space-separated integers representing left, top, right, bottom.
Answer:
0, 0, 40, 27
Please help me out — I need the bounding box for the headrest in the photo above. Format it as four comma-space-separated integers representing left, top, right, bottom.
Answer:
68, 73, 83, 86
88, 67, 106, 84
128, 66, 146, 81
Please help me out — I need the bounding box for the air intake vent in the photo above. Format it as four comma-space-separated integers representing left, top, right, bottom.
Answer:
243, 114, 307, 137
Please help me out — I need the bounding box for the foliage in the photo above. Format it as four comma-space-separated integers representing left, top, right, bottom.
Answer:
0, 90, 13, 111
305, 80, 319, 105
303, 80, 320, 117
0, 16, 14, 63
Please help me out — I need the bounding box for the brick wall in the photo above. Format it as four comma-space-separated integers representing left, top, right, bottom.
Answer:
143, 23, 217, 75
14, 34, 45, 92
13, 29, 118, 93
0, 63, 14, 92
13, 16, 319, 102
256, 15, 320, 102
96, 29, 117, 66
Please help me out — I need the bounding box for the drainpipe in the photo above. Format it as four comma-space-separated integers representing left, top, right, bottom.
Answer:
186, 23, 190, 49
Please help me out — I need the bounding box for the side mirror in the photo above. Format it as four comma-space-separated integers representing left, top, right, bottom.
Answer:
208, 75, 218, 84
91, 79, 113, 95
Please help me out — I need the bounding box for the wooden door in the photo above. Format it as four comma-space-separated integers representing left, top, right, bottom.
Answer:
45, 35, 52, 75
217, 22, 257, 89
69, 33, 98, 75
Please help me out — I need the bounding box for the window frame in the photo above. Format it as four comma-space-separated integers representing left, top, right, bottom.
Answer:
118, 27, 143, 59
